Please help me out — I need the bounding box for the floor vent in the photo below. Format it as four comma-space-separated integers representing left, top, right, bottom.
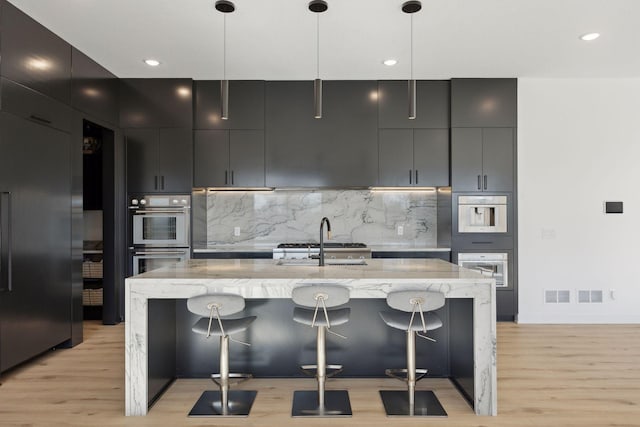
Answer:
578, 290, 603, 303
545, 290, 571, 303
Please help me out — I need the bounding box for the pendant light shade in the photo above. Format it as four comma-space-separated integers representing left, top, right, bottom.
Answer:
403, 1, 421, 120
221, 79, 229, 120
216, 0, 235, 120
314, 78, 323, 119
309, 0, 328, 119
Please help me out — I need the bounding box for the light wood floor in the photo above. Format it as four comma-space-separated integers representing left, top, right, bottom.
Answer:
1, 321, 639, 427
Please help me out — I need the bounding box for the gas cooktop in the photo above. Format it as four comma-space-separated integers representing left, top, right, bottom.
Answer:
276, 243, 367, 249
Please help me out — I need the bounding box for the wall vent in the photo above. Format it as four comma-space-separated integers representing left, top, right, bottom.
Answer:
578, 290, 603, 303
545, 290, 571, 303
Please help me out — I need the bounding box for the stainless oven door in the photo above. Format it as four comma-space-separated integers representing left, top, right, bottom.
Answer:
132, 248, 189, 275
458, 253, 508, 288
132, 210, 189, 247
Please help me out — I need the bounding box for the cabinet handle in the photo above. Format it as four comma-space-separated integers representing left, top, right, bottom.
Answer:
0, 192, 12, 292
29, 114, 52, 125
224, 170, 228, 185
477, 175, 481, 190
415, 170, 419, 185
161, 175, 165, 190
484, 175, 488, 190
409, 170, 412, 185
154, 176, 158, 190
231, 170, 234, 186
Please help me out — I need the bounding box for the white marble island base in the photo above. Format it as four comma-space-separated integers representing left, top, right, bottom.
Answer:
125, 258, 496, 416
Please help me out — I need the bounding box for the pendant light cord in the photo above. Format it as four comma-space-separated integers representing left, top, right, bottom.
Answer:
410, 13, 414, 81
223, 14, 227, 80
316, 13, 320, 79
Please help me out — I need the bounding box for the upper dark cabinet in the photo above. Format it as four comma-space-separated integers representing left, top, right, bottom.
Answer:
119, 79, 193, 128
451, 79, 517, 127
265, 81, 378, 187
71, 48, 119, 125
194, 80, 264, 129
378, 80, 450, 128
0, 1, 71, 104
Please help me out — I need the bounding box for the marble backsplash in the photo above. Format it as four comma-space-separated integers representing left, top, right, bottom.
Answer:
193, 189, 449, 248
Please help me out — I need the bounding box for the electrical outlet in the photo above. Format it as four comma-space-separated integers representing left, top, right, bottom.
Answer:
234, 226, 241, 237
397, 225, 404, 236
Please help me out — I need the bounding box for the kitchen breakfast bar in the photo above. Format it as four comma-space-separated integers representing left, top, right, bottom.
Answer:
125, 258, 497, 416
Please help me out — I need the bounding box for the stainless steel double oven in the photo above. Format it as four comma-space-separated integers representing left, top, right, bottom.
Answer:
129, 195, 190, 275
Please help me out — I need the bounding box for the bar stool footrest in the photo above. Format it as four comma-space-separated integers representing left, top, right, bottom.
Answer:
379, 390, 447, 417
188, 390, 258, 417
292, 390, 352, 417
211, 372, 253, 387
300, 364, 343, 378
385, 368, 427, 383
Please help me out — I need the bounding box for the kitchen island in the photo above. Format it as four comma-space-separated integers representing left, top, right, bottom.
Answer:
125, 258, 496, 416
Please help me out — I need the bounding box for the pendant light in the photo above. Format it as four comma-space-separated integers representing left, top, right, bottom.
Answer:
402, 1, 421, 120
215, 0, 235, 120
309, 0, 328, 119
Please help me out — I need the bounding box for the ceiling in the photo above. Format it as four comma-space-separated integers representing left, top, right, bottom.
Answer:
8, 0, 640, 80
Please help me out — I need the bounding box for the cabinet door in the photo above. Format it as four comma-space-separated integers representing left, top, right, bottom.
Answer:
193, 130, 229, 187
451, 128, 483, 192
230, 130, 265, 187
0, 113, 71, 371
194, 81, 265, 130
120, 79, 193, 128
482, 128, 514, 192
158, 128, 193, 192
451, 79, 517, 127
125, 129, 159, 193
378, 129, 413, 186
0, 2, 71, 104
414, 129, 450, 187
378, 80, 450, 129
71, 48, 119, 125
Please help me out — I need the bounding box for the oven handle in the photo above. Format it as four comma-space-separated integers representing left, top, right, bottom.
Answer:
133, 250, 189, 256
132, 210, 189, 215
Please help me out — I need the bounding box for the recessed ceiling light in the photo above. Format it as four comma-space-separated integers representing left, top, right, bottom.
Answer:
383, 59, 398, 66
580, 33, 600, 41
144, 59, 161, 66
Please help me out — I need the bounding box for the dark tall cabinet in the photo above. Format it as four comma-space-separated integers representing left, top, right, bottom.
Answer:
0, 112, 71, 372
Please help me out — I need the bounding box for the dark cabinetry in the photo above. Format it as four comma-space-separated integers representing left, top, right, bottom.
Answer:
451, 127, 513, 192
379, 128, 449, 186
194, 130, 264, 187
126, 128, 192, 193
119, 79, 192, 128
378, 80, 450, 128
71, 48, 119, 125
0, 112, 71, 372
194, 80, 264, 129
0, 1, 71, 103
265, 81, 378, 187
451, 79, 517, 127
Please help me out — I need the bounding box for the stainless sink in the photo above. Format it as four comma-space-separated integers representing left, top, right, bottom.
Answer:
276, 259, 367, 266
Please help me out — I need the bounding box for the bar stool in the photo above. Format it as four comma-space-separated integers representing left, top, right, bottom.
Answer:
379, 290, 447, 417
186, 293, 257, 417
291, 284, 352, 417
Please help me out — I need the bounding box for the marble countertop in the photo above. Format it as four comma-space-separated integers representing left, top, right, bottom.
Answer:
132, 258, 481, 281
193, 245, 451, 253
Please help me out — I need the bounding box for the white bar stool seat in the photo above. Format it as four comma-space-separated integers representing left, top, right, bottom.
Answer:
187, 293, 257, 417
379, 290, 448, 417
291, 284, 352, 417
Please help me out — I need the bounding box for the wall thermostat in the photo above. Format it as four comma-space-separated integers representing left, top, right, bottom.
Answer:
604, 201, 623, 214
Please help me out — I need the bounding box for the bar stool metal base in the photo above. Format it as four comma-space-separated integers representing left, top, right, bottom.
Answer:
379, 390, 447, 417
292, 390, 352, 417
188, 390, 257, 417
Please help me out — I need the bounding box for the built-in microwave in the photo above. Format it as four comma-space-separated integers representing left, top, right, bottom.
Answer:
458, 252, 508, 288
458, 195, 507, 233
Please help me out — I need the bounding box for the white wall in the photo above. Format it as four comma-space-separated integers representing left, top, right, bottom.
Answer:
518, 78, 640, 323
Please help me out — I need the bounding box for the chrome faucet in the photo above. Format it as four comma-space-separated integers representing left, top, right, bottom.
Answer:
319, 217, 332, 266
